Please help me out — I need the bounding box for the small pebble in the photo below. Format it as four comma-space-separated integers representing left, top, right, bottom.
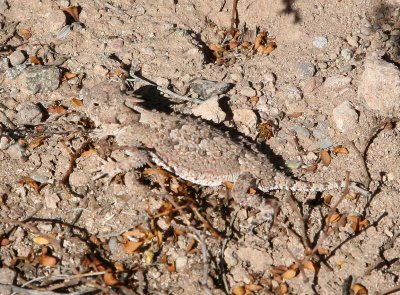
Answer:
264, 72, 276, 84
24, 65, 61, 93
240, 86, 257, 97
16, 102, 43, 125
175, 256, 188, 272
346, 35, 359, 47
190, 79, 232, 99
296, 62, 316, 79
312, 36, 328, 49
318, 62, 328, 69
8, 50, 26, 66
0, 267, 16, 284
332, 100, 359, 133
360, 26, 372, 36
0, 0, 9, 12
341, 48, 353, 60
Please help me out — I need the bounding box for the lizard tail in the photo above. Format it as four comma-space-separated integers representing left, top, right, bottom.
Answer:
258, 175, 371, 197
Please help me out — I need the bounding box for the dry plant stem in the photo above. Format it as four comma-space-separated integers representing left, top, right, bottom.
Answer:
285, 246, 309, 283
310, 172, 350, 256
21, 272, 107, 288
375, 284, 400, 295
286, 194, 311, 248
126, 76, 203, 103
2, 283, 97, 295
365, 228, 400, 275
230, 0, 239, 33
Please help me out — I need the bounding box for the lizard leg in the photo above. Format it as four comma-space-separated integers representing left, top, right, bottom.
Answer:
230, 173, 277, 229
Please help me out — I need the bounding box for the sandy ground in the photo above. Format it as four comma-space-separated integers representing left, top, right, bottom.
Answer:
0, 0, 399, 294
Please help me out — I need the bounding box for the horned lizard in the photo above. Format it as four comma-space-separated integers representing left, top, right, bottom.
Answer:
84, 85, 370, 218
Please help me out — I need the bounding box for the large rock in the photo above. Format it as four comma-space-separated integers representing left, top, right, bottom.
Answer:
358, 57, 400, 116
24, 66, 61, 94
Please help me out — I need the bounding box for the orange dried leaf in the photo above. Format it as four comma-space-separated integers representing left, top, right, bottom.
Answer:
123, 241, 144, 254
257, 42, 277, 54
103, 272, 119, 286
29, 55, 42, 65
63, 72, 78, 80
323, 194, 333, 206
320, 150, 331, 166
317, 247, 329, 255
28, 136, 46, 150
82, 148, 96, 157
71, 97, 83, 107
304, 163, 318, 172
282, 268, 298, 279
20, 28, 32, 40
47, 105, 67, 114
245, 284, 263, 291
63, 6, 79, 22
19, 177, 41, 193
287, 112, 303, 118
114, 262, 125, 272
333, 145, 349, 154
231, 285, 246, 295
302, 260, 316, 272
351, 284, 368, 295
39, 254, 58, 267
208, 43, 225, 52
1, 238, 11, 246
166, 260, 176, 272
33, 236, 50, 245
241, 41, 252, 48
186, 238, 196, 252
328, 213, 342, 223
279, 282, 289, 294
224, 181, 234, 190
254, 32, 267, 49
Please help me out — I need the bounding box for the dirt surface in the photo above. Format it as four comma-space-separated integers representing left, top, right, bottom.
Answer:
0, 0, 400, 294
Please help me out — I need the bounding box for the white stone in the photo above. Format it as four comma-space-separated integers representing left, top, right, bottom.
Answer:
191, 96, 226, 123
358, 57, 400, 116
233, 108, 258, 137
332, 101, 359, 133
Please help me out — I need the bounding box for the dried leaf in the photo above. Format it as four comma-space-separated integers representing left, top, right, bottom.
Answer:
224, 181, 234, 190
317, 247, 329, 255
63, 6, 79, 22
254, 32, 267, 50
351, 284, 368, 295
258, 121, 274, 140
186, 239, 196, 252
33, 236, 50, 245
103, 272, 119, 286
349, 216, 369, 232
71, 97, 83, 107
241, 41, 252, 48
320, 150, 331, 166
287, 112, 303, 118
166, 260, 176, 272
38, 254, 58, 266
20, 28, 32, 40
144, 250, 154, 265
208, 43, 225, 53
281, 268, 298, 279
114, 262, 124, 272
82, 148, 96, 157
1, 238, 11, 246
302, 260, 316, 272
63, 72, 78, 81
123, 241, 144, 254
231, 285, 246, 295
28, 136, 46, 150
245, 284, 263, 291
47, 105, 67, 114
257, 42, 277, 54
323, 194, 333, 206
30, 56, 42, 65
328, 213, 342, 223
304, 163, 318, 172
19, 177, 41, 193
279, 282, 289, 294
333, 145, 349, 154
